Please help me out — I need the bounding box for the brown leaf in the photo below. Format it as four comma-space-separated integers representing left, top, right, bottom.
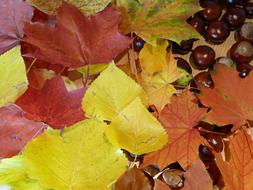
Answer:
113, 167, 152, 190
154, 179, 172, 190
198, 64, 253, 129
143, 90, 207, 168
24, 3, 131, 68
183, 159, 213, 190
215, 130, 253, 190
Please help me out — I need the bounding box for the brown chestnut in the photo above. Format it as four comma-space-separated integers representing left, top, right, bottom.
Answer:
230, 41, 253, 65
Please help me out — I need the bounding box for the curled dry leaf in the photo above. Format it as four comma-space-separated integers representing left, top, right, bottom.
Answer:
24, 3, 131, 68
0, 104, 46, 158
113, 167, 152, 190
198, 64, 253, 129
215, 130, 253, 190
143, 90, 207, 168
0, 0, 33, 54
16, 76, 85, 129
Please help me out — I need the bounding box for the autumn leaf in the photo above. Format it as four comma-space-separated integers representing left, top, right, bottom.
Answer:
23, 119, 128, 190
139, 40, 169, 75
113, 166, 152, 190
16, 76, 85, 129
28, 0, 111, 16
0, 47, 28, 107
0, 0, 33, 54
82, 63, 147, 121
117, 0, 201, 45
27, 67, 55, 90
141, 51, 181, 110
198, 64, 253, 129
106, 97, 168, 154
0, 156, 49, 190
143, 90, 207, 168
83, 63, 167, 154
183, 160, 213, 190
154, 179, 172, 190
215, 130, 253, 190
24, 3, 131, 68
0, 104, 46, 158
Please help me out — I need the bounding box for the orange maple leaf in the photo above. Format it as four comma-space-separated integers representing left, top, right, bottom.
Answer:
143, 90, 207, 169
215, 130, 253, 190
198, 64, 253, 129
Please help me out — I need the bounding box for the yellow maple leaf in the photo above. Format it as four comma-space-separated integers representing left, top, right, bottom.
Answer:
139, 40, 169, 75
0, 46, 28, 107
141, 51, 181, 111
106, 97, 168, 154
82, 62, 147, 121
23, 119, 128, 190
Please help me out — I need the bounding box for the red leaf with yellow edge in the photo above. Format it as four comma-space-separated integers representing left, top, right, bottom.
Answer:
0, 104, 46, 158
0, 0, 33, 54
215, 130, 253, 190
24, 2, 131, 68
198, 64, 253, 129
143, 90, 207, 168
16, 76, 85, 129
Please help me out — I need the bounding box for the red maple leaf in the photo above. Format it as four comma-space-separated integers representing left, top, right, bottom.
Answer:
143, 90, 207, 169
0, 0, 33, 54
16, 76, 85, 129
24, 2, 131, 68
0, 104, 46, 158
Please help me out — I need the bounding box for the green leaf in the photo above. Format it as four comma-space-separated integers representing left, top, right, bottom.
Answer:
117, 0, 201, 44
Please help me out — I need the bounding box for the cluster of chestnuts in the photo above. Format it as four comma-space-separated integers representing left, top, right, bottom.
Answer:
132, 0, 253, 189
186, 0, 253, 83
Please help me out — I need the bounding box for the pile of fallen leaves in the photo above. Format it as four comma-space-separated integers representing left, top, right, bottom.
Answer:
0, 0, 253, 190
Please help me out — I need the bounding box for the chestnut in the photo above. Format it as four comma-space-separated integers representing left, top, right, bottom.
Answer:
207, 21, 230, 44
199, 2, 222, 21
187, 16, 206, 34
245, 2, 253, 18
190, 45, 216, 70
237, 22, 253, 43
229, 41, 253, 65
222, 6, 246, 30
